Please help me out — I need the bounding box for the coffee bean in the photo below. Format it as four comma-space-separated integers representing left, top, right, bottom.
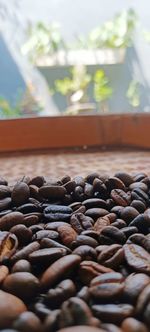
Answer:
58, 225, 77, 247
98, 244, 124, 269
29, 248, 66, 265
72, 235, 98, 248
111, 190, 130, 207
94, 216, 110, 233
40, 238, 72, 253
32, 229, 59, 241
129, 214, 150, 233
3, 272, 40, 300
114, 172, 133, 186
41, 255, 81, 289
130, 200, 146, 213
92, 304, 134, 324
57, 327, 105, 332
11, 241, 40, 263
29, 176, 45, 188
44, 309, 60, 332
85, 208, 109, 219
83, 198, 107, 209
39, 185, 67, 200
136, 284, 150, 315
0, 185, 11, 199
0, 197, 12, 211
123, 273, 150, 303
79, 261, 113, 285
12, 311, 42, 332
73, 245, 97, 260
89, 272, 124, 300
106, 177, 126, 191
124, 243, 150, 275
0, 265, 9, 284
11, 260, 32, 273
128, 233, 150, 253
121, 317, 149, 332
10, 225, 32, 245
46, 279, 76, 308
70, 213, 93, 234
0, 232, 18, 262
0, 290, 27, 329
0, 212, 24, 231
44, 205, 72, 221
12, 183, 30, 206
120, 207, 139, 223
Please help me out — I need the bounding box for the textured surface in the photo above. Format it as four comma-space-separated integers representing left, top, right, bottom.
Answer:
0, 148, 150, 182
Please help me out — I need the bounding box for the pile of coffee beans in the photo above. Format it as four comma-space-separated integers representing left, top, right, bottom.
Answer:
0, 172, 150, 332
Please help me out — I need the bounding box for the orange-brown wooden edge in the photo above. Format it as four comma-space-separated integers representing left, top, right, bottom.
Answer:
0, 114, 149, 152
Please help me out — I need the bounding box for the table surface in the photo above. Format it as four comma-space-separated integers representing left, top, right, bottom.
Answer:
0, 148, 150, 182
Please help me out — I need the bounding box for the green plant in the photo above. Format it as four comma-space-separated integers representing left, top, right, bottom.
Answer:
55, 65, 91, 106
93, 70, 113, 112
0, 97, 21, 118
21, 22, 66, 62
126, 80, 140, 108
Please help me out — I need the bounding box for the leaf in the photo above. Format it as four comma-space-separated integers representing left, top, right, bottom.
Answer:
126, 80, 140, 107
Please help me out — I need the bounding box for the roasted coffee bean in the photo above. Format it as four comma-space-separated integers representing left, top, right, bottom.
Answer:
92, 304, 134, 324
120, 207, 139, 223
84, 183, 93, 197
29, 176, 45, 188
100, 226, 126, 244
32, 229, 59, 241
0, 197, 12, 211
106, 177, 126, 192
11, 241, 40, 263
77, 286, 90, 302
45, 221, 71, 230
121, 317, 149, 332
57, 327, 105, 332
129, 214, 150, 233
130, 199, 146, 213
129, 182, 148, 192
29, 248, 66, 265
11, 260, 32, 273
89, 272, 124, 300
111, 189, 130, 207
114, 172, 133, 186
0, 231, 18, 262
121, 226, 138, 238
98, 244, 124, 269
136, 284, 150, 315
83, 198, 107, 209
70, 213, 93, 234
71, 235, 98, 248
124, 243, 150, 275
39, 185, 66, 200
40, 238, 72, 254
0, 212, 24, 231
93, 178, 108, 198
10, 225, 32, 245
85, 208, 109, 219
16, 203, 40, 214
74, 176, 85, 187
3, 272, 40, 300
11, 183, 30, 206
44, 205, 72, 221
12, 311, 42, 332
41, 255, 81, 289
73, 245, 97, 260
131, 188, 149, 205
111, 206, 124, 216
111, 219, 127, 229
79, 260, 113, 285
58, 225, 77, 247
44, 309, 60, 332
46, 279, 76, 308
0, 265, 9, 284
81, 230, 99, 241
0, 290, 27, 329
128, 233, 150, 253
94, 216, 110, 233
123, 273, 150, 303
0, 185, 11, 199
101, 323, 122, 332
0, 176, 8, 186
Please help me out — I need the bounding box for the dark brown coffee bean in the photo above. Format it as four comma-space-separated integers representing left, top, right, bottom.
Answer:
45, 221, 71, 230
93, 178, 107, 198
46, 279, 76, 308
0, 265, 9, 284
39, 185, 66, 199
40, 238, 72, 254
23, 215, 39, 227
0, 209, 13, 218
74, 186, 84, 201
111, 219, 127, 229
89, 272, 124, 300
59, 297, 96, 328
41, 254, 81, 289
44, 205, 72, 221
72, 235, 98, 248
44, 309, 60, 332
131, 188, 149, 205
92, 304, 134, 324
0, 176, 8, 186
3, 272, 40, 300
78, 261, 113, 285
81, 230, 99, 241
29, 225, 44, 234
0, 185, 11, 199
0, 212, 24, 231
73, 245, 97, 260
98, 244, 124, 269
29, 176, 45, 188
106, 177, 126, 191
57, 327, 105, 332
74, 176, 85, 187
11, 241, 40, 263
129, 214, 150, 233
130, 182, 148, 192
63, 180, 76, 193
16, 203, 39, 214
84, 183, 93, 197
0, 197, 12, 212
0, 232, 18, 262
77, 286, 90, 302
61, 175, 71, 184
11, 183, 30, 206
69, 202, 82, 211
136, 284, 150, 315
120, 207, 139, 223
0, 290, 27, 329
121, 317, 149, 332
94, 216, 110, 233
29, 248, 66, 265
111, 189, 130, 207
128, 233, 150, 253
11, 260, 32, 273
70, 213, 93, 234
111, 206, 124, 216
83, 198, 107, 209
100, 226, 126, 244
123, 273, 150, 303
10, 225, 32, 245
133, 172, 147, 182
143, 302, 150, 326
101, 323, 122, 332
130, 200, 146, 213
114, 172, 133, 186
32, 230, 59, 241
58, 225, 77, 247
124, 243, 150, 275
121, 226, 138, 238
12, 311, 42, 332
85, 208, 109, 219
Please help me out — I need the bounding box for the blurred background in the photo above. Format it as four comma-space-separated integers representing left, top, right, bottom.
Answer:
0, 0, 150, 118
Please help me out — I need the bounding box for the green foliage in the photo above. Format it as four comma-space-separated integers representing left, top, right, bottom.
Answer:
55, 65, 91, 96
0, 97, 21, 118
126, 80, 140, 107
93, 70, 113, 102
21, 22, 66, 62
